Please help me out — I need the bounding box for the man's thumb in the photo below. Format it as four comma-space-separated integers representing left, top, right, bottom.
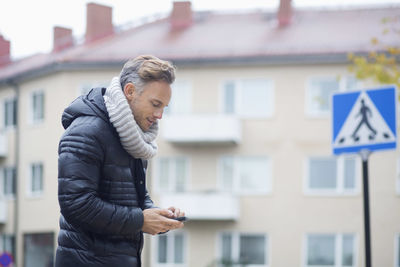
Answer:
158, 209, 174, 217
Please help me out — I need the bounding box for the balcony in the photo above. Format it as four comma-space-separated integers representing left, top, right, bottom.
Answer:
0, 199, 7, 224
159, 192, 239, 221
0, 132, 7, 158
161, 114, 241, 145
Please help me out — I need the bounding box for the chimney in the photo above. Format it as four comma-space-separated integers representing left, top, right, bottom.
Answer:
170, 1, 193, 30
278, 0, 292, 27
85, 3, 113, 43
0, 35, 11, 67
53, 26, 74, 52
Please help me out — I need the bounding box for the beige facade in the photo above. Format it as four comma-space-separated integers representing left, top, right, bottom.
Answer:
0, 62, 398, 267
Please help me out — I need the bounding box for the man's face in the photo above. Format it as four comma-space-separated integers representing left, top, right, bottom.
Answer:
125, 81, 171, 132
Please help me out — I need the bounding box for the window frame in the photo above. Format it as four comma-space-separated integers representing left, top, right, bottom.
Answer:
217, 156, 272, 196
0, 166, 16, 199
3, 97, 17, 129
304, 155, 360, 196
23, 232, 54, 267
27, 162, 44, 198
303, 233, 358, 267
217, 231, 269, 267
29, 90, 45, 124
153, 157, 190, 194
152, 230, 188, 267
0, 234, 15, 259
305, 75, 363, 118
220, 78, 275, 119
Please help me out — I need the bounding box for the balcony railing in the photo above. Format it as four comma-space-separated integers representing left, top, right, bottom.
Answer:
161, 114, 241, 145
0, 132, 7, 158
159, 191, 239, 221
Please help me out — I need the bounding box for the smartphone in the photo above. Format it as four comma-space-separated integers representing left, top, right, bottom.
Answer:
174, 216, 188, 222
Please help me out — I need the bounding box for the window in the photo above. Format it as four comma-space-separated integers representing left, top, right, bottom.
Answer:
219, 156, 271, 194
31, 91, 44, 123
306, 156, 359, 195
80, 82, 108, 96
219, 232, 268, 266
154, 232, 186, 266
0, 234, 15, 260
306, 76, 361, 116
165, 80, 192, 115
305, 233, 356, 267
396, 234, 400, 267
222, 79, 274, 118
23, 233, 54, 267
341, 76, 360, 92
306, 77, 339, 116
156, 158, 188, 193
29, 163, 43, 196
0, 167, 16, 198
396, 158, 400, 194
80, 84, 93, 96
4, 98, 17, 128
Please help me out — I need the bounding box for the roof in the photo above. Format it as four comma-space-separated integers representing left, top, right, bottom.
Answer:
0, 5, 399, 84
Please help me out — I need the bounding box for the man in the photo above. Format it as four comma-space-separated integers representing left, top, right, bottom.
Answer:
55, 55, 185, 267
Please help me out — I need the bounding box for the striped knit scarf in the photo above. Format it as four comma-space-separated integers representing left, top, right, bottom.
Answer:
103, 77, 158, 159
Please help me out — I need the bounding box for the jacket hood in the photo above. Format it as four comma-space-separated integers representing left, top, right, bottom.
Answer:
62, 87, 109, 129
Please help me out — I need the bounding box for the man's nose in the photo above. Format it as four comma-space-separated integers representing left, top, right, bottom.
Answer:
154, 109, 163, 119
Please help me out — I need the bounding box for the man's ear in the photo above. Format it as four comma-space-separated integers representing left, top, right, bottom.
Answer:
123, 83, 135, 100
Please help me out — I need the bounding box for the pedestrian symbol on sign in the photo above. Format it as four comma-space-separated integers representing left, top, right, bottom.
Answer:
351, 99, 377, 142
332, 88, 397, 154
337, 97, 391, 144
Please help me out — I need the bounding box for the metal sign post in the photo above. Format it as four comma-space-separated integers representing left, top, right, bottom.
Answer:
360, 149, 371, 267
332, 86, 397, 267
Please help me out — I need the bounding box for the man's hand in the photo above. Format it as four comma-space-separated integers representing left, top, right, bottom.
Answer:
167, 206, 185, 218
142, 208, 184, 235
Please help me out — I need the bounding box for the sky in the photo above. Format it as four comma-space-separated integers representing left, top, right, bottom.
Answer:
0, 0, 399, 59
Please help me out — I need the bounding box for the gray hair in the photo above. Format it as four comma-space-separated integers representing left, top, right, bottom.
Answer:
119, 55, 176, 94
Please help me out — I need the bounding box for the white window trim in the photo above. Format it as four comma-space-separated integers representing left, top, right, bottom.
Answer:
303, 233, 358, 267
28, 90, 45, 125
304, 155, 360, 196
164, 79, 192, 116
152, 230, 188, 267
217, 231, 269, 267
153, 157, 191, 194
217, 156, 272, 196
2, 96, 17, 130
26, 162, 44, 198
219, 78, 275, 119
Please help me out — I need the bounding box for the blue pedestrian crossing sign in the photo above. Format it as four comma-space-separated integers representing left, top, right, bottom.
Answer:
332, 86, 397, 155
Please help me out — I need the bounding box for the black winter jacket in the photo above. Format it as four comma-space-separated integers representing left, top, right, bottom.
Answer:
55, 87, 155, 267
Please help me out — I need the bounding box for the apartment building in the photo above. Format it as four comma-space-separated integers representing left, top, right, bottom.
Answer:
0, 1, 399, 266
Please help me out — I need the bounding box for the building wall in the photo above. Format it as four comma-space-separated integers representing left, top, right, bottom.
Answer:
152, 64, 400, 267
0, 85, 17, 236
0, 62, 398, 267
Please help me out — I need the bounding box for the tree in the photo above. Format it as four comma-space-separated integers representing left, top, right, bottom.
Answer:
348, 15, 400, 94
